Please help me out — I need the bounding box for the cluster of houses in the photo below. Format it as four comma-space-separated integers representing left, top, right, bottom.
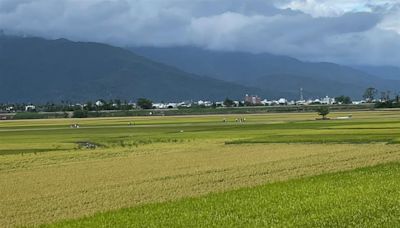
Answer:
152, 101, 197, 109
150, 94, 357, 109
2, 105, 37, 113
244, 94, 337, 106
81, 94, 346, 110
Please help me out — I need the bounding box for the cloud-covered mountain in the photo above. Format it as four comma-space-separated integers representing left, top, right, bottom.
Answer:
133, 46, 400, 99
0, 0, 399, 66
0, 36, 262, 103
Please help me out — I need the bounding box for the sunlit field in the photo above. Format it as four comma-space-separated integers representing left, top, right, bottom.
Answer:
1, 110, 400, 227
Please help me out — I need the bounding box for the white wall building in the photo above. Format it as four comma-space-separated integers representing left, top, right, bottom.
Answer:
278, 98, 287, 105
25, 105, 36, 112
321, 96, 335, 105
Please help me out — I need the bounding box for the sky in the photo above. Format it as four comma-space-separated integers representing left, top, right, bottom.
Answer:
0, 0, 399, 66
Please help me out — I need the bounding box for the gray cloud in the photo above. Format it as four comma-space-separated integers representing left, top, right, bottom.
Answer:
0, 0, 399, 66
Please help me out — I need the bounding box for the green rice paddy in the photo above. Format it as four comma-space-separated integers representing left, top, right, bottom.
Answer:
1, 110, 400, 227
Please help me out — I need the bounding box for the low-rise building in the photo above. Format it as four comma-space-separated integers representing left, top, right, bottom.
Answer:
5, 106, 14, 112
245, 94, 262, 105
321, 96, 335, 105
152, 103, 167, 109
278, 98, 287, 105
197, 100, 213, 107
178, 102, 192, 108
25, 105, 36, 112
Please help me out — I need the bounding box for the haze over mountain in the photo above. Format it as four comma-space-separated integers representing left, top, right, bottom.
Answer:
133, 46, 400, 99
352, 66, 400, 81
0, 36, 261, 103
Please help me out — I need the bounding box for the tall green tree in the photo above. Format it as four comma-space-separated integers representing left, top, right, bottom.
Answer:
335, 95, 352, 104
363, 87, 378, 102
137, 98, 153, 109
317, 106, 330, 120
223, 98, 235, 107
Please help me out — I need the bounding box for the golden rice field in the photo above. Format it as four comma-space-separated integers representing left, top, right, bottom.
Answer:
1, 110, 400, 227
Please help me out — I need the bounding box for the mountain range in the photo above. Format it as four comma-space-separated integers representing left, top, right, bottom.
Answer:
133, 46, 400, 99
0, 36, 398, 103
0, 36, 259, 103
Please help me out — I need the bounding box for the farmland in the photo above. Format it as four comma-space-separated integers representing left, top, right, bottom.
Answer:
1, 110, 400, 227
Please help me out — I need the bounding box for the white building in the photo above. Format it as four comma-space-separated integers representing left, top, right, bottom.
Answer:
152, 103, 167, 109
205, 101, 213, 107
215, 101, 224, 107
352, 100, 365, 105
313, 99, 321, 104
278, 98, 287, 105
321, 96, 335, 105
25, 105, 36, 112
296, 100, 307, 105
197, 100, 213, 107
166, 103, 178, 109
178, 102, 192, 108
5, 106, 14, 112
95, 100, 104, 106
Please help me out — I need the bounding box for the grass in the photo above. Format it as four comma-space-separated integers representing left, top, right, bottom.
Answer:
1, 110, 400, 226
48, 162, 400, 227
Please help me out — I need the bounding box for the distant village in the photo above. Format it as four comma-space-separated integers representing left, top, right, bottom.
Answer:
1, 87, 398, 119
151, 94, 359, 109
